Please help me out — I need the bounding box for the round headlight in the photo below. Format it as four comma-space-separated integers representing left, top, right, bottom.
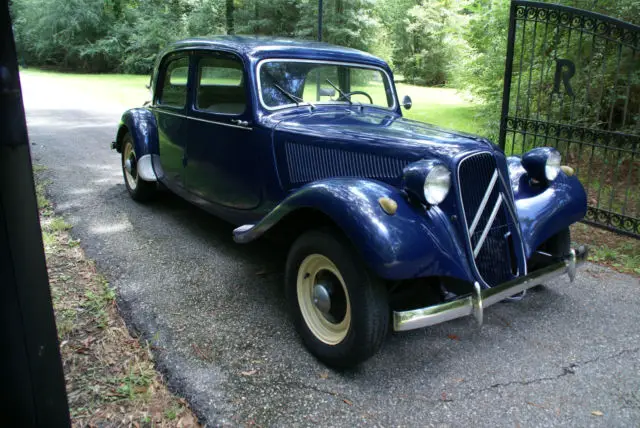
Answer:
522, 147, 562, 183
545, 150, 561, 181
424, 165, 451, 205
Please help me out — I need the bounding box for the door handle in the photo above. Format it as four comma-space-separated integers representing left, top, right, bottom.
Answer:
231, 119, 249, 127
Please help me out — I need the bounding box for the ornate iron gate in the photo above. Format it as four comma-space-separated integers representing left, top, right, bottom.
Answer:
499, 1, 640, 237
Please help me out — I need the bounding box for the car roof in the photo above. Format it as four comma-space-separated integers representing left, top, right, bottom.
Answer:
166, 36, 389, 69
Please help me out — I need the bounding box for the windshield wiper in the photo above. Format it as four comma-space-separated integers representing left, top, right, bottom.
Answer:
325, 79, 352, 105
325, 79, 364, 111
273, 83, 315, 109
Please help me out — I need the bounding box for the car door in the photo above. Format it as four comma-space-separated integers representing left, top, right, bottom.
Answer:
185, 51, 261, 210
153, 53, 191, 191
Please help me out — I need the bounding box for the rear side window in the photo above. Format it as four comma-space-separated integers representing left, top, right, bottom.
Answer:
158, 56, 189, 108
196, 56, 246, 115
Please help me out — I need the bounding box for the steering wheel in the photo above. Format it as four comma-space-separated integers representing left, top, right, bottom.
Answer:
339, 90, 374, 104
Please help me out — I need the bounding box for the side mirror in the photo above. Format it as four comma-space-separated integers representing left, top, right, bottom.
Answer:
318, 87, 336, 97
402, 95, 412, 110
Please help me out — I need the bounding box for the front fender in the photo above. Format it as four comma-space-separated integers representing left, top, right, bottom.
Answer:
234, 178, 476, 282
508, 157, 587, 258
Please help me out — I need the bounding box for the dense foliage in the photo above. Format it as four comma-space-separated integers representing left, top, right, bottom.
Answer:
10, 0, 639, 136
459, 0, 639, 139
10, 0, 469, 81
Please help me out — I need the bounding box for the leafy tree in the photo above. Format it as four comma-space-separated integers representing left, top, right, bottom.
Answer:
9, 0, 640, 96
234, 0, 300, 36
295, 0, 381, 53
11, 0, 117, 70
184, 0, 226, 37
377, 0, 470, 85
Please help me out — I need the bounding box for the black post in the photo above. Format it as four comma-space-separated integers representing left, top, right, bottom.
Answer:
315, 0, 324, 100
226, 0, 234, 35
0, 1, 70, 426
318, 0, 323, 42
498, 1, 518, 151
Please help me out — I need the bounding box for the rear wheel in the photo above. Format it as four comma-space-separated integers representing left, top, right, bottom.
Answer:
121, 132, 156, 202
285, 229, 388, 368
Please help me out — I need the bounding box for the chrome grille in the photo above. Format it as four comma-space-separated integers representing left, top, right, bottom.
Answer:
458, 153, 516, 286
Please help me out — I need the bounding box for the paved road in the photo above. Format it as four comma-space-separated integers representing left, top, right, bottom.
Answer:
22, 72, 640, 427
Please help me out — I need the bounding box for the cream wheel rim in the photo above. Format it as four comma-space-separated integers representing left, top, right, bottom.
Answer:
123, 140, 137, 191
297, 254, 351, 345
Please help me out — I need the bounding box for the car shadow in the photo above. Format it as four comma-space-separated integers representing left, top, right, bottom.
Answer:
155, 188, 287, 265
124, 185, 289, 306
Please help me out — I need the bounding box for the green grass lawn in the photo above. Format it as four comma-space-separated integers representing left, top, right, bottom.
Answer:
397, 84, 483, 135
21, 68, 151, 107
20, 68, 483, 135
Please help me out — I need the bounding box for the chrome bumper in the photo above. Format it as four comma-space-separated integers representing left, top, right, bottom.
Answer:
393, 246, 588, 332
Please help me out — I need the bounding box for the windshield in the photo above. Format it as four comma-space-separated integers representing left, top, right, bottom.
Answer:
259, 60, 395, 110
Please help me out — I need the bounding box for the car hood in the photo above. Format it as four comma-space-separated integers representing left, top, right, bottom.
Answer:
269, 107, 498, 164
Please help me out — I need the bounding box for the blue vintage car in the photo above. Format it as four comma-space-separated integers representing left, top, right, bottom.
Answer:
112, 36, 588, 367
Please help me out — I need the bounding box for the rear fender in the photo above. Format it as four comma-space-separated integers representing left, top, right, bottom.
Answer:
234, 178, 475, 282
116, 108, 161, 182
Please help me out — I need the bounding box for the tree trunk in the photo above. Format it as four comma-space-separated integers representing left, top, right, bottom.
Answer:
226, 0, 234, 35
254, 0, 259, 33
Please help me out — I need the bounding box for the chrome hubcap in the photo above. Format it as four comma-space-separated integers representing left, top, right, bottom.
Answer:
312, 283, 332, 313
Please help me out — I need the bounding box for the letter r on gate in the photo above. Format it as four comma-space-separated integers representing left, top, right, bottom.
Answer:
553, 59, 575, 97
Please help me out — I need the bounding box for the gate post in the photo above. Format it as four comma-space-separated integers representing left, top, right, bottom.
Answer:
499, 1, 518, 151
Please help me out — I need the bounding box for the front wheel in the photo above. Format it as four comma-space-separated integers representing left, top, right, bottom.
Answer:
540, 228, 571, 258
285, 229, 388, 368
530, 228, 571, 289
121, 132, 156, 202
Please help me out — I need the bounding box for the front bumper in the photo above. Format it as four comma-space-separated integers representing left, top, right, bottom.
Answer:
393, 246, 588, 331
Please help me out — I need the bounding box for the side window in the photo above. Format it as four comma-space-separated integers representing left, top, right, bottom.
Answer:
196, 56, 246, 115
158, 56, 189, 108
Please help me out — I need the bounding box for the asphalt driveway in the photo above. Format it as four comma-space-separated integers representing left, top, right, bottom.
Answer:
22, 72, 640, 427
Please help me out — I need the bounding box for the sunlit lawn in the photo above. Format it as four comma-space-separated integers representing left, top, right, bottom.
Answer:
397, 84, 483, 135
20, 68, 151, 107
20, 68, 483, 135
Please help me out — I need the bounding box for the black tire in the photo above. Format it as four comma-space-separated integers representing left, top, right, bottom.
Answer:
530, 228, 571, 290
121, 132, 156, 202
285, 229, 389, 368
540, 228, 571, 258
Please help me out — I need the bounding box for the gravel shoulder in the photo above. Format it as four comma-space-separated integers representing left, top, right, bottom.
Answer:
22, 71, 640, 427
36, 172, 198, 426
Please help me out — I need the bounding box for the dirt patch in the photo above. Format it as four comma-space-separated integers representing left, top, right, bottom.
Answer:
37, 171, 199, 427
571, 222, 640, 276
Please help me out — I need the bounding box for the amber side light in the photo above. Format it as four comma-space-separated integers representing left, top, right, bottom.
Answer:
378, 197, 398, 215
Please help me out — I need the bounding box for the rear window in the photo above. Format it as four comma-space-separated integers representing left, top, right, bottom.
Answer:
158, 57, 189, 108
